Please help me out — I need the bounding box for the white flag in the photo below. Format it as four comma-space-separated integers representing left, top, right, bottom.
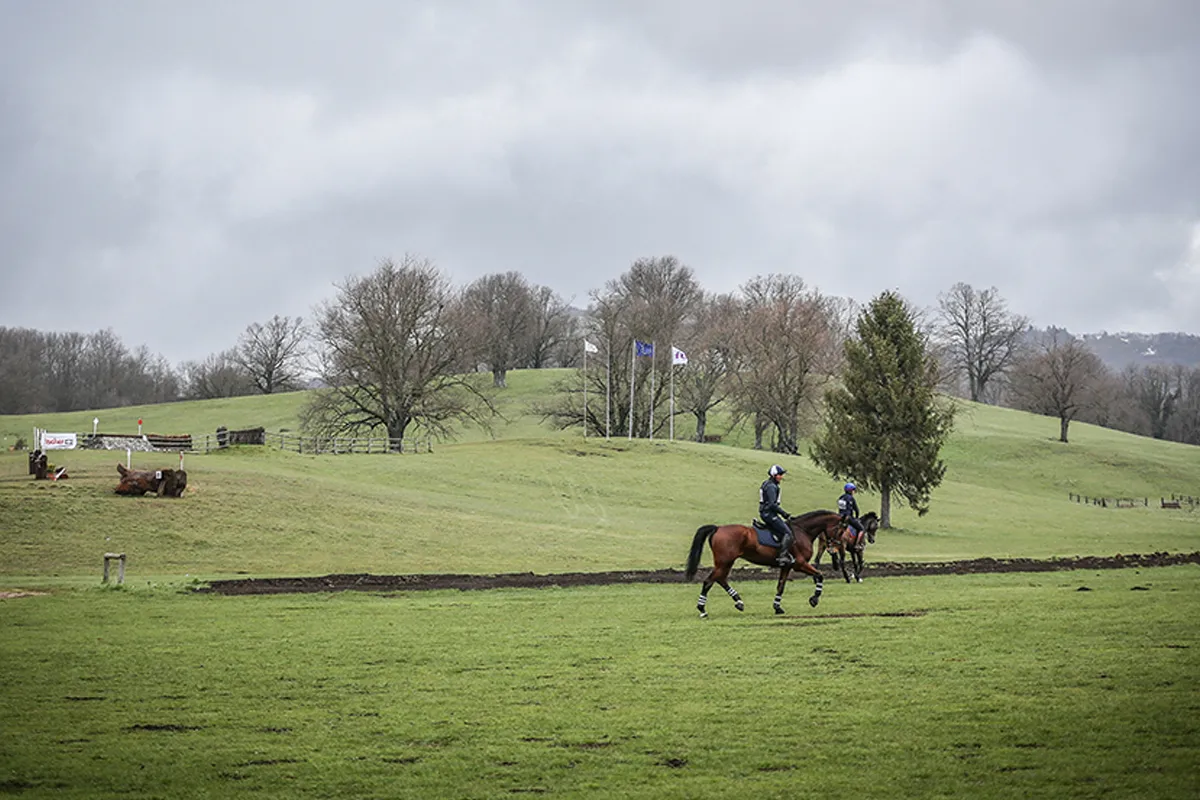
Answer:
584, 340, 599, 354
671, 346, 688, 365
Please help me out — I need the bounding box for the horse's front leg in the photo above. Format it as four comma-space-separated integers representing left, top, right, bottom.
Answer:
772, 567, 791, 615
838, 544, 852, 583
790, 561, 825, 608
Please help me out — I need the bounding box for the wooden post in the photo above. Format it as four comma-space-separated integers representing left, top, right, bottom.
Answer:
103, 553, 126, 584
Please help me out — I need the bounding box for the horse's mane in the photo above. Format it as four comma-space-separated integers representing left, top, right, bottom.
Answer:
789, 509, 839, 540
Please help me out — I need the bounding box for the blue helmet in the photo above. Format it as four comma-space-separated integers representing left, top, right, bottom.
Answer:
769, 464, 787, 477
844, 482, 857, 492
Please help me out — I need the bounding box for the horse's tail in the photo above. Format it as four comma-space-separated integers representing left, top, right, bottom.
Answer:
686, 525, 718, 580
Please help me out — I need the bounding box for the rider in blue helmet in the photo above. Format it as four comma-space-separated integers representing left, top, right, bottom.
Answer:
838, 482, 865, 549
760, 465, 794, 567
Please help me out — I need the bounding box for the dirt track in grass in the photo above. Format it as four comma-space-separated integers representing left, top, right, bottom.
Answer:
197, 551, 1200, 595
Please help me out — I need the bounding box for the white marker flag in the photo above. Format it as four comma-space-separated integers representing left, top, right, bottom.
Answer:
671, 346, 688, 365
584, 340, 599, 354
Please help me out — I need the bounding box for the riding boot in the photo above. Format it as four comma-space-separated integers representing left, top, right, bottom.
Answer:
776, 532, 795, 566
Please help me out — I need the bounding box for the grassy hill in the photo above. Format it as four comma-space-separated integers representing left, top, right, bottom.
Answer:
2, 368, 1198, 582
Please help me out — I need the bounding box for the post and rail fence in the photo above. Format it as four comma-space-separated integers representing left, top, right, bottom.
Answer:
36, 426, 432, 457
196, 430, 432, 455
1068, 492, 1197, 510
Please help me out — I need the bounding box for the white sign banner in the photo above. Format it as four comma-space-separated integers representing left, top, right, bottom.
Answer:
42, 432, 77, 450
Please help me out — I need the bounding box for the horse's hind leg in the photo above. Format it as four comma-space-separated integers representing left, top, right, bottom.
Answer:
697, 577, 713, 618
697, 563, 744, 617
713, 565, 745, 613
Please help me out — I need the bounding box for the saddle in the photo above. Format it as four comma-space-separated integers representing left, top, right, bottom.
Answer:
752, 520, 784, 549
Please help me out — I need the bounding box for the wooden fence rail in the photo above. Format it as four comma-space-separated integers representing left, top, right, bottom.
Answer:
189, 431, 431, 455
1068, 493, 1197, 510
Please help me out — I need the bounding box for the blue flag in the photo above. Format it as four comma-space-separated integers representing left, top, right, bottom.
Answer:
635, 341, 654, 357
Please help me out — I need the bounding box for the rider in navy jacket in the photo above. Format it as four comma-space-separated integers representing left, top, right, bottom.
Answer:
838, 482, 865, 548
760, 465, 794, 566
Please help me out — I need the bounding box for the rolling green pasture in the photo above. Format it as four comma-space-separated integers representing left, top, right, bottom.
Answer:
1, 369, 1197, 580
2, 370, 1198, 798
1, 569, 1197, 799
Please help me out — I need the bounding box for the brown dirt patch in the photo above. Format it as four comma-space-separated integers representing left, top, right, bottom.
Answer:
197, 551, 1199, 596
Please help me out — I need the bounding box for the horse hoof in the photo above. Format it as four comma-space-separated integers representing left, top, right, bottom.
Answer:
699, 611, 708, 619
735, 601, 745, 612
856, 577, 863, 584
774, 606, 784, 615
809, 596, 819, 607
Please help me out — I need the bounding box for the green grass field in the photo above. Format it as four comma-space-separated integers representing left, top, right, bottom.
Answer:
1, 570, 1196, 799
2, 370, 1198, 798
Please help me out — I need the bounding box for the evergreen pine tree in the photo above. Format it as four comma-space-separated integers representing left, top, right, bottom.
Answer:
810, 291, 955, 527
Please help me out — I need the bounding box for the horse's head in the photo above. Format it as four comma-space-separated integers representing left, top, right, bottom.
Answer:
862, 511, 879, 544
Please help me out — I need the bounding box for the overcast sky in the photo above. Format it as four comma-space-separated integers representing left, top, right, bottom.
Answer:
2, 0, 1198, 365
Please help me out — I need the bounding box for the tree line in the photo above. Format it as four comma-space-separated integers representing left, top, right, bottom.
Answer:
2, 257, 1198, 451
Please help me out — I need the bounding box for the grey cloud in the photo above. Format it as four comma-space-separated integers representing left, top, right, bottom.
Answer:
1, 1, 1197, 365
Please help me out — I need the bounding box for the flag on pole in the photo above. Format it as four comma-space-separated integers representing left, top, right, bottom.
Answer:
635, 340, 654, 357
671, 346, 688, 365
584, 340, 599, 354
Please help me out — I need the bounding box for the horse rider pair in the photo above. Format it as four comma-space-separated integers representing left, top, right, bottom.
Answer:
760, 466, 866, 566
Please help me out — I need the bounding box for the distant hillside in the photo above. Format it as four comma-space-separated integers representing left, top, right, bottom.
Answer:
1079, 332, 1200, 372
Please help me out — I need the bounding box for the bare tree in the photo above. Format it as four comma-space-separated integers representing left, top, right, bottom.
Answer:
43, 332, 86, 412
936, 282, 1028, 403
461, 272, 535, 388
538, 256, 703, 437
0, 327, 48, 414
729, 275, 841, 454
126, 346, 181, 404
1009, 329, 1106, 443
304, 255, 492, 444
527, 286, 576, 368
181, 349, 254, 399
1081, 369, 1141, 433
1166, 366, 1200, 445
234, 315, 308, 394
1124, 364, 1181, 440
672, 293, 739, 442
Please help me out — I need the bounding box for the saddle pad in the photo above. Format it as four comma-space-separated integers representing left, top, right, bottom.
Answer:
754, 525, 783, 548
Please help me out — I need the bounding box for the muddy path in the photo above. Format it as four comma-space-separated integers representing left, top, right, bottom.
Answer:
198, 551, 1200, 595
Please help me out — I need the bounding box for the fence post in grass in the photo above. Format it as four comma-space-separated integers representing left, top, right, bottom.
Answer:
103, 553, 126, 585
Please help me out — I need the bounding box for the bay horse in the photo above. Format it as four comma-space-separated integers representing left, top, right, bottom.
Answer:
684, 510, 841, 617
814, 511, 880, 583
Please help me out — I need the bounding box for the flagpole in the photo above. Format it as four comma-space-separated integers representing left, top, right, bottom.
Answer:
628, 340, 636, 440
648, 342, 656, 440
583, 340, 588, 439
670, 354, 675, 442
605, 346, 611, 439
